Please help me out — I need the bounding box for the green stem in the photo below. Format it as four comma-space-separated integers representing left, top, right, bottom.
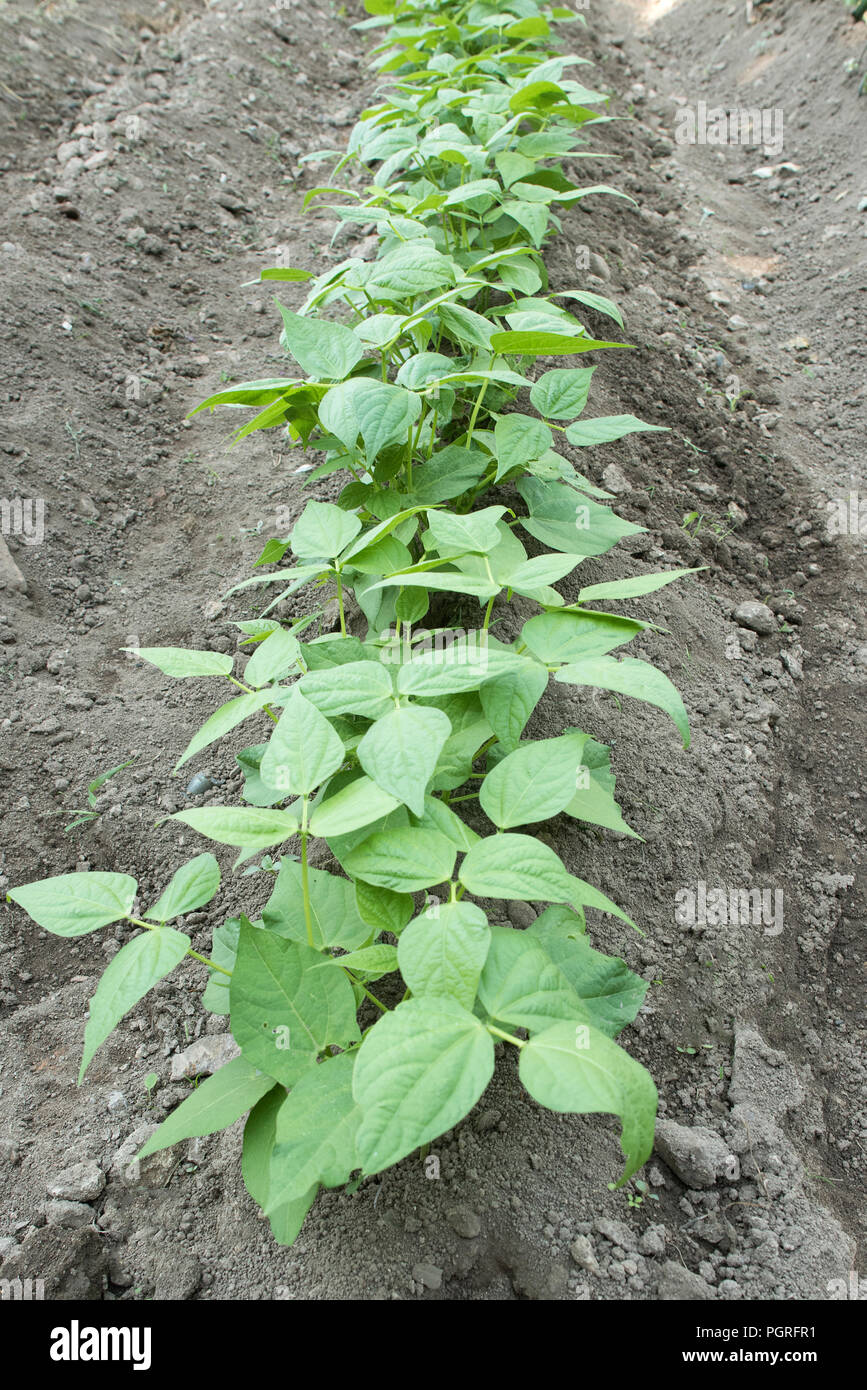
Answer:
127, 917, 232, 977
300, 811, 315, 949
334, 568, 347, 636
343, 969, 389, 1013
466, 379, 489, 448
486, 1024, 526, 1048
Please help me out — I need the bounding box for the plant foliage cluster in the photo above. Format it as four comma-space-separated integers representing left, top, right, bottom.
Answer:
8, 0, 692, 1244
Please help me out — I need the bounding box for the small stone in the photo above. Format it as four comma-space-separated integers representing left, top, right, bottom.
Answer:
170, 1034, 239, 1081
46, 1160, 105, 1204
656, 1259, 715, 1299
638, 1224, 667, 1257
568, 1235, 599, 1272
727, 315, 749, 331
107, 1090, 128, 1113
732, 600, 777, 636
475, 1108, 501, 1132
506, 901, 536, 929
654, 1120, 729, 1189
44, 1199, 93, 1229
601, 463, 631, 495
595, 1217, 638, 1251
185, 772, 215, 797
0, 1236, 19, 1259
110, 1127, 176, 1187
587, 252, 611, 280
446, 1205, 481, 1239
412, 1261, 442, 1291
0, 536, 27, 593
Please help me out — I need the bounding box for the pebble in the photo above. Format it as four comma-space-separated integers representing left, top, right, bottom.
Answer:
506, 901, 536, 929
170, 1034, 239, 1081
654, 1119, 729, 1189
568, 1235, 599, 1272
601, 463, 631, 495
446, 1205, 481, 1239
732, 600, 777, 635
656, 1259, 715, 1299
46, 1160, 105, 1204
0, 536, 27, 593
412, 1262, 442, 1291
638, 1224, 667, 1256
44, 1199, 94, 1229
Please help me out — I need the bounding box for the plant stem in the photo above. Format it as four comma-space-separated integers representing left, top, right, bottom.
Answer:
126, 917, 231, 976
342, 969, 389, 1013
300, 805, 315, 948
334, 568, 347, 636
486, 1024, 526, 1048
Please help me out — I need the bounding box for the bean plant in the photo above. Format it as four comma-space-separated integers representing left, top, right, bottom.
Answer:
8, 0, 694, 1246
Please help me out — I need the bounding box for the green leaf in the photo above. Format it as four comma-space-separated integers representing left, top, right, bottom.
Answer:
174, 690, 280, 772
504, 551, 584, 593
269, 1051, 360, 1208
478, 925, 593, 1035
202, 918, 240, 1014
357, 705, 451, 817
291, 499, 362, 560
243, 627, 301, 688
576, 568, 699, 603
493, 413, 553, 482
521, 609, 643, 664
411, 794, 479, 852
355, 881, 414, 937
554, 655, 690, 747
7, 872, 137, 937
145, 853, 220, 923
459, 834, 634, 926
262, 859, 372, 952
300, 660, 394, 720
343, 827, 456, 892
275, 304, 363, 380
519, 1022, 657, 1185
308, 775, 401, 838
138, 1056, 276, 1158
426, 504, 506, 556
243, 1089, 317, 1247
527, 910, 648, 1036
490, 331, 628, 356
529, 366, 594, 420
410, 446, 489, 504
398, 901, 490, 1011
556, 290, 624, 329
436, 302, 495, 350
565, 739, 639, 839
260, 689, 346, 796
352, 998, 495, 1174
126, 647, 233, 679
355, 383, 422, 466
479, 732, 588, 828
230, 922, 359, 1085
336, 944, 398, 977
171, 805, 300, 850
80, 927, 191, 1080
565, 414, 668, 447
479, 663, 548, 752
367, 240, 455, 297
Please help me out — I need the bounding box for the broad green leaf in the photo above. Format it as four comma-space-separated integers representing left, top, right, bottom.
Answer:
126, 647, 233, 679
478, 925, 593, 1035
236, 743, 285, 808
517, 476, 642, 558
172, 805, 300, 849
336, 944, 398, 977
528, 910, 648, 1035
260, 689, 346, 796
268, 1051, 360, 1208
243, 626, 300, 688
459, 833, 634, 925
355, 881, 414, 936
80, 927, 190, 1080
555, 655, 690, 747
529, 366, 594, 420
8, 871, 137, 937
352, 998, 495, 1174
358, 705, 451, 817
276, 304, 363, 380
410, 446, 489, 504
493, 413, 553, 482
490, 331, 627, 356
343, 827, 456, 892
565, 414, 668, 447
556, 289, 624, 329
479, 732, 588, 828
368, 569, 498, 601
354, 383, 422, 466
519, 1022, 657, 1185
411, 794, 479, 852
202, 918, 240, 1015
565, 739, 639, 839
504, 551, 584, 592
291, 499, 362, 560
318, 377, 375, 450
174, 690, 280, 772
189, 377, 301, 415
262, 858, 372, 952
426, 504, 505, 556
308, 775, 401, 837
398, 901, 490, 1011
436, 302, 495, 350
243, 1089, 317, 1247
300, 660, 394, 720
521, 609, 643, 664
479, 664, 548, 752
230, 922, 359, 1085
367, 240, 455, 297
576, 568, 699, 603
138, 1056, 276, 1158
145, 853, 220, 923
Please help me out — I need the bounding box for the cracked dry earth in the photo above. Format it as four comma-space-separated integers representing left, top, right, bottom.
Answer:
0, 0, 864, 1301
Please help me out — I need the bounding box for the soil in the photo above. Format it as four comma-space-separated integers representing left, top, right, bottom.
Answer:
0, 0, 864, 1302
